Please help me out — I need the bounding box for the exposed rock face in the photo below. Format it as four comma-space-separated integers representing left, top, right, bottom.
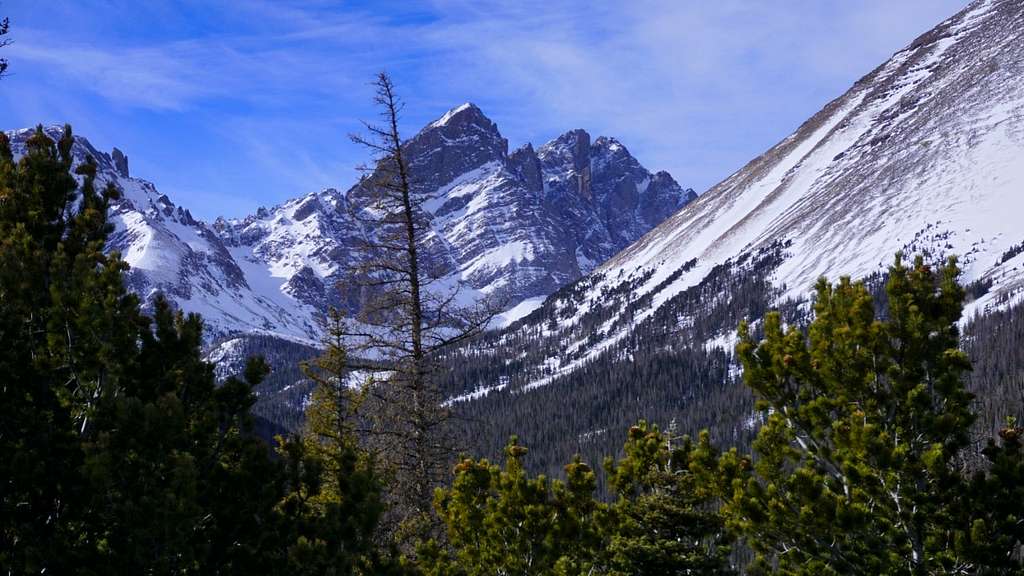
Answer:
405, 103, 509, 194
4, 104, 694, 342
214, 103, 696, 330
508, 144, 543, 194
111, 147, 129, 178
537, 130, 697, 272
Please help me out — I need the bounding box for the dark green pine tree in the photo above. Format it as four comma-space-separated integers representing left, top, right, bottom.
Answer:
961, 417, 1024, 571
0, 125, 396, 575
0, 126, 131, 573
0, 13, 9, 78
421, 438, 603, 576
77, 299, 286, 574
723, 255, 1001, 575
603, 421, 735, 575
549, 455, 604, 575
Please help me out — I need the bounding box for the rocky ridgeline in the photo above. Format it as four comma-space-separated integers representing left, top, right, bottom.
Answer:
5, 105, 695, 344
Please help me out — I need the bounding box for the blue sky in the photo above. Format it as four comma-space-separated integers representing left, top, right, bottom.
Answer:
0, 0, 967, 220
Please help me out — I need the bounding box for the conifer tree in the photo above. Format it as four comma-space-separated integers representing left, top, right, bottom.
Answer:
272, 307, 398, 575
961, 417, 1024, 571
422, 438, 602, 575
423, 426, 736, 575
0, 126, 134, 572
724, 255, 995, 574
603, 422, 735, 575
0, 125, 335, 575
0, 13, 9, 78
78, 301, 279, 573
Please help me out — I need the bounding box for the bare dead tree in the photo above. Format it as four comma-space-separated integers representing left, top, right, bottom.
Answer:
1, 15, 11, 78
342, 71, 499, 548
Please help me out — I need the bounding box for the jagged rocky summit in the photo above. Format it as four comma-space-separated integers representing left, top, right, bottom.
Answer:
4, 104, 695, 344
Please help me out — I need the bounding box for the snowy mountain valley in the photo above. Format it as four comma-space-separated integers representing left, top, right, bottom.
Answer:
9, 0, 1024, 571
5, 0, 1023, 476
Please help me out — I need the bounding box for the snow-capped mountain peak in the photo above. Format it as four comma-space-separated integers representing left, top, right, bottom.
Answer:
4, 106, 695, 344
428, 102, 484, 129
5, 126, 322, 343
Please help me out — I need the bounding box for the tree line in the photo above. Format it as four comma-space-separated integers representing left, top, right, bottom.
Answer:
438, 244, 1024, 489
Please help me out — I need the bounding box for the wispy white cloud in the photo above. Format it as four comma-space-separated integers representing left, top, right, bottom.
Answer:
397, 0, 969, 187
8, 34, 217, 110
6, 29, 379, 111
0, 0, 970, 218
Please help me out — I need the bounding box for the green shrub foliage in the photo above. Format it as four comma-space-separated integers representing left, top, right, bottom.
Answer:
421, 423, 734, 575
724, 255, 1023, 574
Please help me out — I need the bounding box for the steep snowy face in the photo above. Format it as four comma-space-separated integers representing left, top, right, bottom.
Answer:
605, 0, 1023, 308
411, 108, 696, 306
407, 102, 509, 195
4, 127, 321, 342
494, 0, 1024, 387
213, 187, 364, 317
422, 157, 565, 299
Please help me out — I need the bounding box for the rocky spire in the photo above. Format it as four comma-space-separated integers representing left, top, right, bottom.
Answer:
509, 143, 543, 194
111, 147, 129, 178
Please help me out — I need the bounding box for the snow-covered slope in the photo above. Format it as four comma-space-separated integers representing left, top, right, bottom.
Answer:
5, 127, 322, 342
610, 0, 1021, 308
493, 0, 1024, 388
5, 106, 694, 344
